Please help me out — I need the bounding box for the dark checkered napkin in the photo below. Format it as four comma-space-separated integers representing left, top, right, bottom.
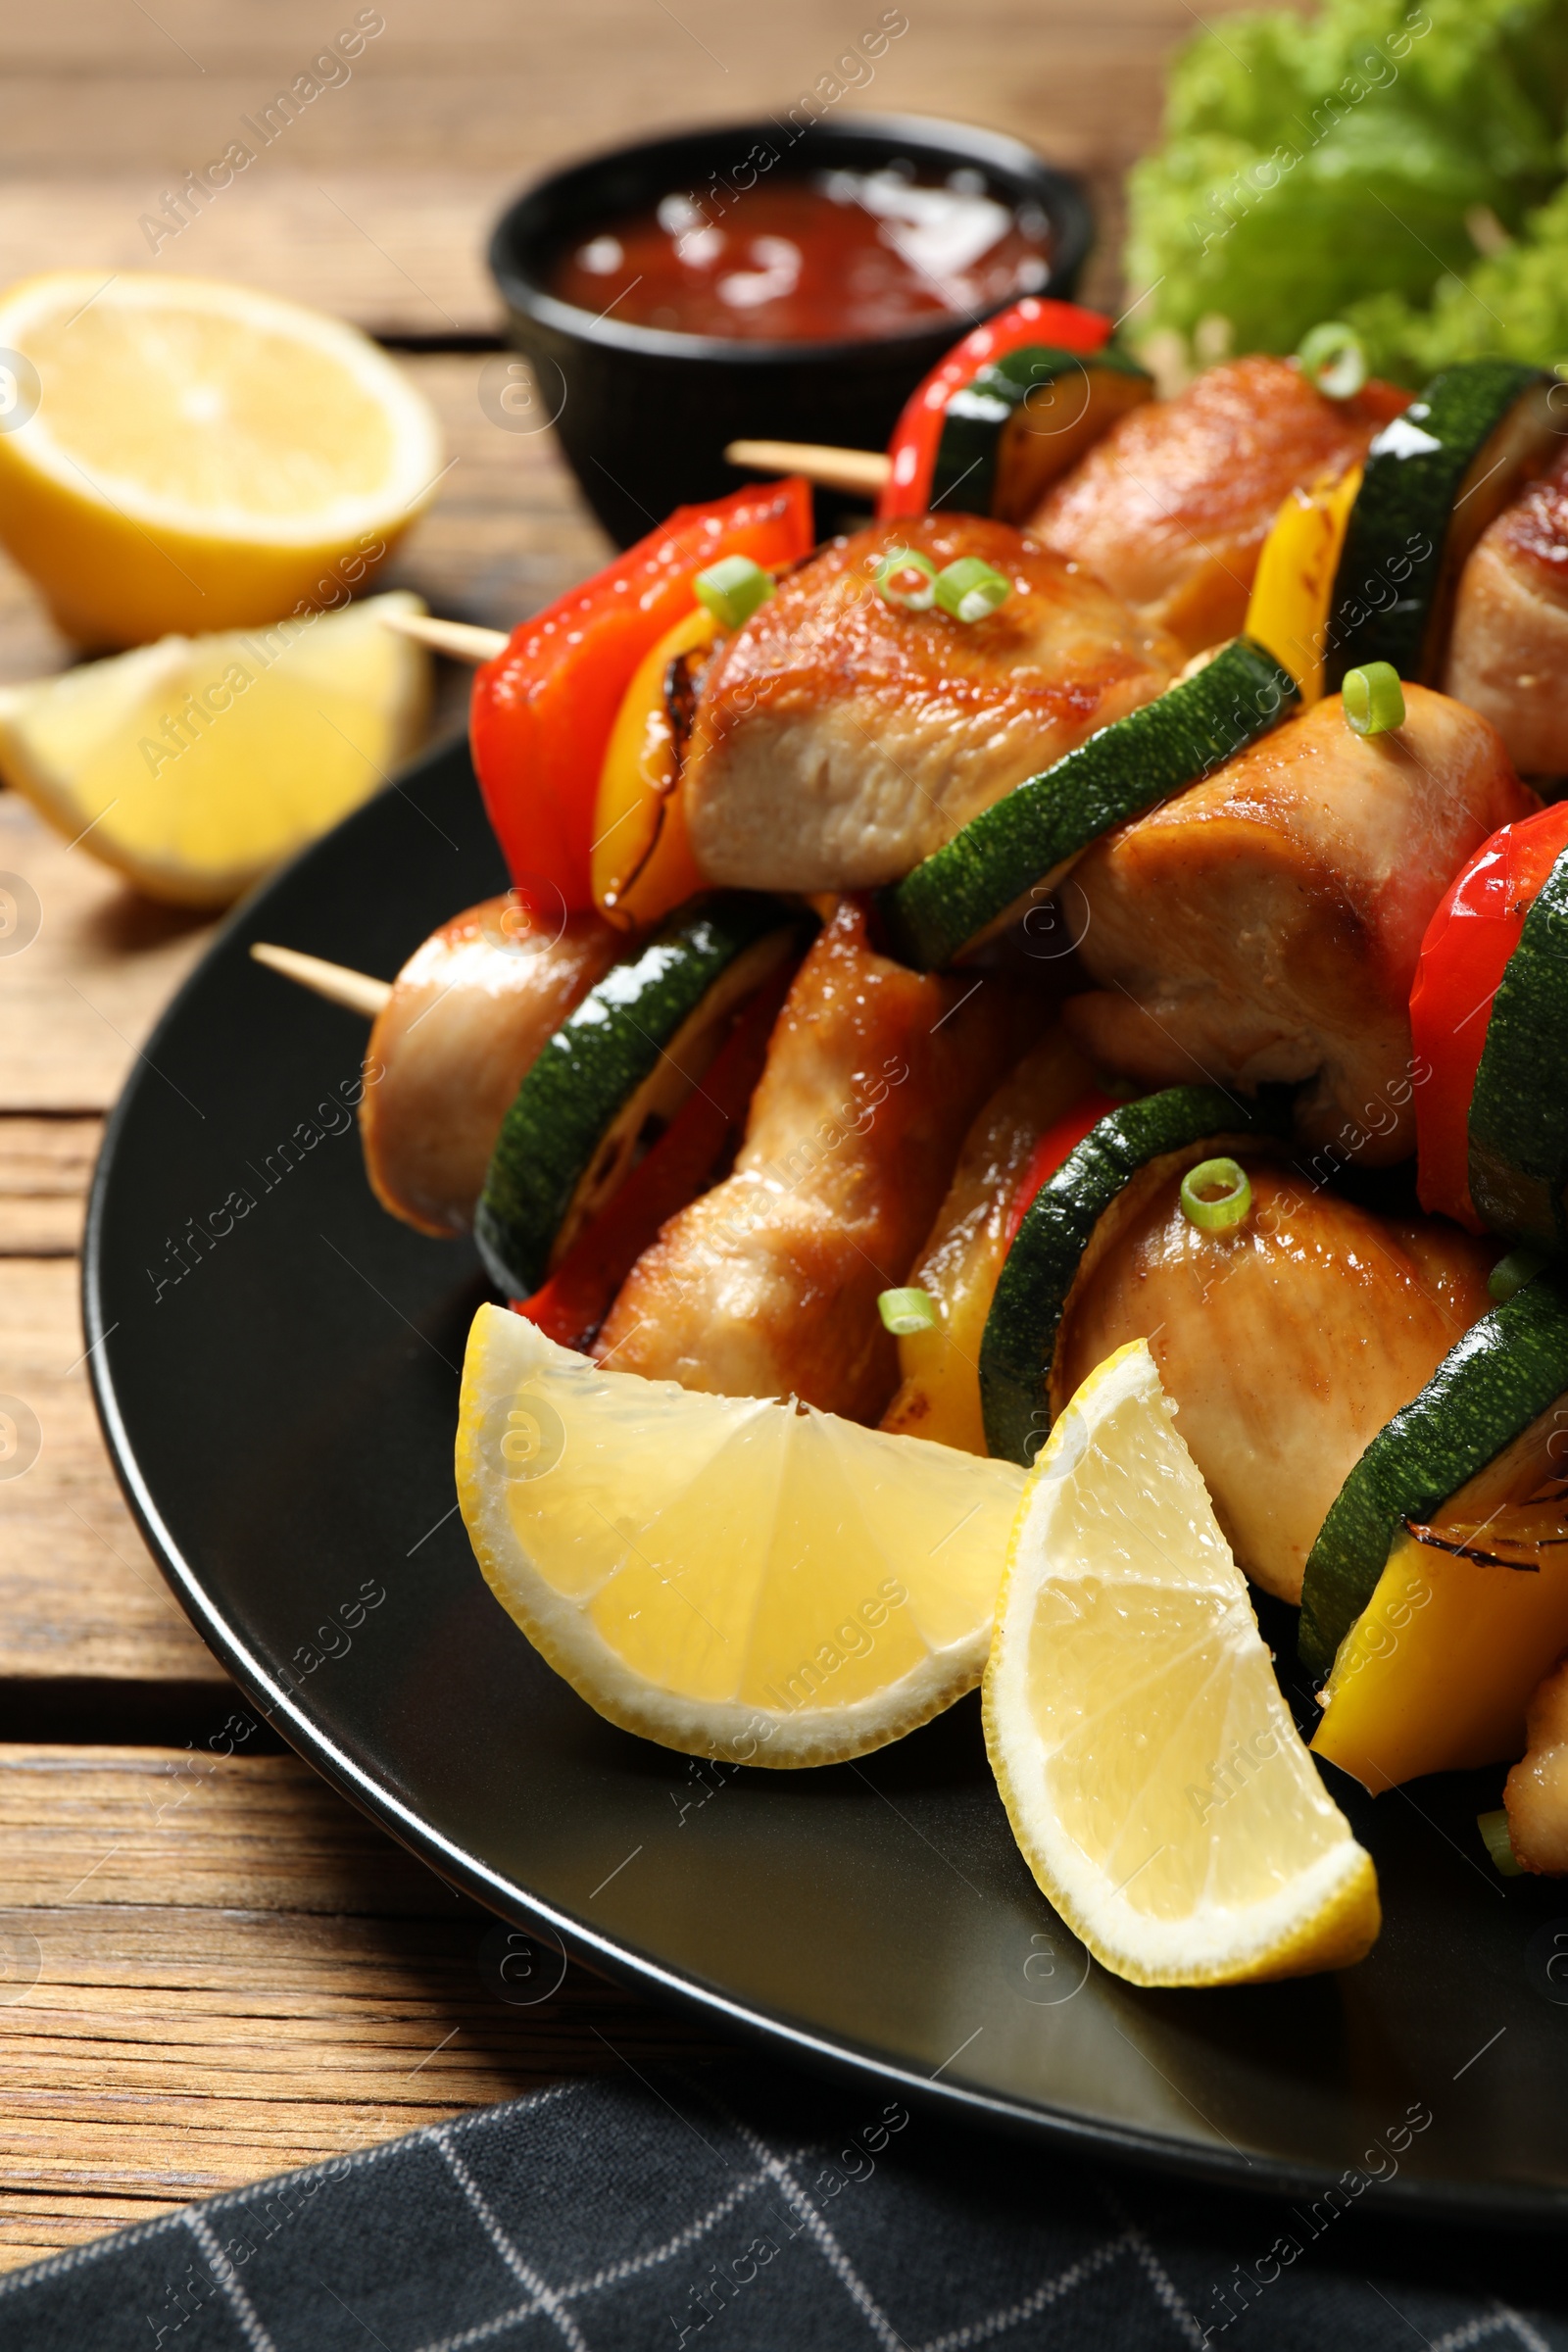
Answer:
1, 2059, 1564, 2350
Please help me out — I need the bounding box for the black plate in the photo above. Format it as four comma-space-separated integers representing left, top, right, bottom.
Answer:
86, 737, 1568, 2224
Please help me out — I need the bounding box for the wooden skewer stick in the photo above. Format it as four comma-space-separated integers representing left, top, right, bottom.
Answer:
725, 439, 892, 496
380, 610, 509, 663
250, 942, 392, 1020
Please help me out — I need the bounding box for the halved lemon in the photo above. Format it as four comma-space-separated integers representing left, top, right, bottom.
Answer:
0, 271, 442, 647
0, 591, 429, 906
455, 1302, 1026, 1766
984, 1342, 1378, 1986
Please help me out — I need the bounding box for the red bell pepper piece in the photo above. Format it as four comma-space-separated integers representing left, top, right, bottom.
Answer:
470, 477, 813, 915
1410, 798, 1568, 1231
513, 950, 799, 1350
1004, 1088, 1124, 1248
878, 297, 1113, 522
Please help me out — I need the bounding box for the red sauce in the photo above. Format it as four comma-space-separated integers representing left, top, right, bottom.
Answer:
549, 169, 1054, 343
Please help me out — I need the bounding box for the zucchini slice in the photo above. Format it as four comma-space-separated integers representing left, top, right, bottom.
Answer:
1468, 843, 1568, 1256
1298, 1270, 1568, 1673
979, 1085, 1292, 1465
1325, 360, 1555, 689
475, 895, 804, 1298
931, 343, 1154, 524
885, 637, 1298, 972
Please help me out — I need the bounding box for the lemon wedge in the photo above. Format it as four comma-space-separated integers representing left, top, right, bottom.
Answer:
455, 1302, 1027, 1766
0, 271, 442, 646
0, 591, 429, 906
984, 1342, 1378, 1986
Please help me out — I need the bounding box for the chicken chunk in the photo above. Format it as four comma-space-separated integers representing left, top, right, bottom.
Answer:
1054, 1157, 1496, 1602
1032, 356, 1400, 657
1063, 685, 1534, 1165
594, 899, 1037, 1421
683, 515, 1178, 894
361, 898, 618, 1236
1446, 443, 1568, 776
1505, 1656, 1568, 1875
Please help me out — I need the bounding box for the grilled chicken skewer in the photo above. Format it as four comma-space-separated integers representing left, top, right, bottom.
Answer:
298, 647, 1528, 1238
1446, 440, 1568, 778
397, 376, 1568, 808
251, 904, 619, 1237
730, 360, 1402, 659
1028, 356, 1402, 657
1054, 1154, 1497, 1601
595, 898, 1044, 1421
686, 513, 1179, 891
1063, 684, 1533, 1164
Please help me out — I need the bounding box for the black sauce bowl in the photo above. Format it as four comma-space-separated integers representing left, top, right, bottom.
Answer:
488, 114, 1095, 547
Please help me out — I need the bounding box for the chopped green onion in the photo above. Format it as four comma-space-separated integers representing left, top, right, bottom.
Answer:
875, 547, 938, 612
1489, 1247, 1548, 1303
878, 1286, 938, 1336
1478, 1808, 1524, 1877
933, 556, 1011, 623
1342, 662, 1405, 737
695, 554, 773, 630
1297, 320, 1367, 401
1180, 1156, 1252, 1234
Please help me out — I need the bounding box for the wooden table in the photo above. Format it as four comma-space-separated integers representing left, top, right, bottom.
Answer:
0, 0, 1206, 2272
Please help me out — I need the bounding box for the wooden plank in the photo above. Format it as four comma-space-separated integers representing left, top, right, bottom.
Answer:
0, 1119, 98, 1258
0, 175, 514, 344
0, 0, 1193, 177
0, 1743, 474, 1914
0, 797, 217, 1115
0, 1745, 722, 2271
0, 1258, 223, 1687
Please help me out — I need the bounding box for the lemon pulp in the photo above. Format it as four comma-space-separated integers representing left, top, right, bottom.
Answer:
456, 1303, 1027, 1766
984, 1341, 1378, 1986
0, 271, 441, 644
0, 591, 429, 906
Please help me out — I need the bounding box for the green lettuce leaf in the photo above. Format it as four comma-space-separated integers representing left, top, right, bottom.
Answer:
1124, 0, 1568, 374
1347, 176, 1568, 374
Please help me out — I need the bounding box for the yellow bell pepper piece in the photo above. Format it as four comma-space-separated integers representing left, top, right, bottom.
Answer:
1244, 464, 1362, 705
881, 1031, 1091, 1454
1313, 1395, 1568, 1791
590, 604, 712, 930
1312, 1530, 1568, 1792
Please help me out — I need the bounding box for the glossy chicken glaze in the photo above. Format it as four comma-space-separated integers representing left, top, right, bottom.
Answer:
1064, 685, 1534, 1165
683, 514, 1178, 892
1054, 1158, 1496, 1602
361, 899, 618, 1236
1446, 440, 1568, 776
1033, 356, 1400, 657
594, 898, 1038, 1420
